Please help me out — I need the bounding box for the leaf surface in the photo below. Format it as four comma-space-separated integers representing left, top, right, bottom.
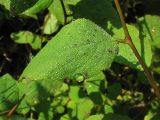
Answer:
49, 0, 65, 24
11, 31, 42, 49
0, 74, 19, 111
138, 15, 160, 49
86, 114, 104, 120
20, 18, 118, 105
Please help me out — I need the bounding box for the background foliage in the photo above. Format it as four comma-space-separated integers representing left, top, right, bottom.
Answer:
0, 0, 160, 120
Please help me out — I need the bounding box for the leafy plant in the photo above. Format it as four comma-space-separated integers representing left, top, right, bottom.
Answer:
0, 0, 160, 120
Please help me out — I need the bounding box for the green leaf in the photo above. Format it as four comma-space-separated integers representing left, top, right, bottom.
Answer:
77, 98, 94, 120
114, 24, 152, 69
152, 48, 160, 74
51, 85, 69, 108
16, 99, 30, 115
67, 100, 77, 115
49, 0, 73, 24
54, 83, 69, 97
22, 0, 53, 16
20, 18, 118, 105
144, 110, 160, 120
69, 86, 81, 102
42, 13, 60, 35
68, 85, 85, 104
104, 105, 114, 114
11, 31, 42, 50
21, 19, 118, 81
138, 15, 160, 49
19, 79, 55, 106
49, 0, 65, 24
84, 72, 106, 94
56, 105, 65, 114
65, 0, 81, 5
86, 114, 104, 120
0, 0, 53, 16
60, 114, 70, 120
67, 98, 94, 119
16, 82, 30, 114
0, 74, 19, 111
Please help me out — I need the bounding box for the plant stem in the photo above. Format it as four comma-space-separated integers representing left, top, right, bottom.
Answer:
114, 0, 160, 99
3, 95, 25, 119
114, 0, 130, 39
4, 104, 18, 120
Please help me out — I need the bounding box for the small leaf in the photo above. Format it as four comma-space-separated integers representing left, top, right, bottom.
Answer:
144, 110, 160, 120
0, 74, 19, 111
18, 79, 59, 106
49, 0, 65, 24
56, 105, 65, 114
42, 13, 60, 35
77, 98, 94, 120
84, 72, 106, 94
138, 15, 160, 49
16, 99, 30, 115
65, 0, 81, 5
86, 114, 104, 120
54, 83, 69, 97
104, 105, 114, 114
69, 86, 81, 102
67, 98, 94, 119
11, 31, 42, 50
60, 114, 70, 120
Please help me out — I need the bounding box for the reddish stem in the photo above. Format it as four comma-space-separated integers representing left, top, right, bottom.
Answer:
114, 0, 160, 99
